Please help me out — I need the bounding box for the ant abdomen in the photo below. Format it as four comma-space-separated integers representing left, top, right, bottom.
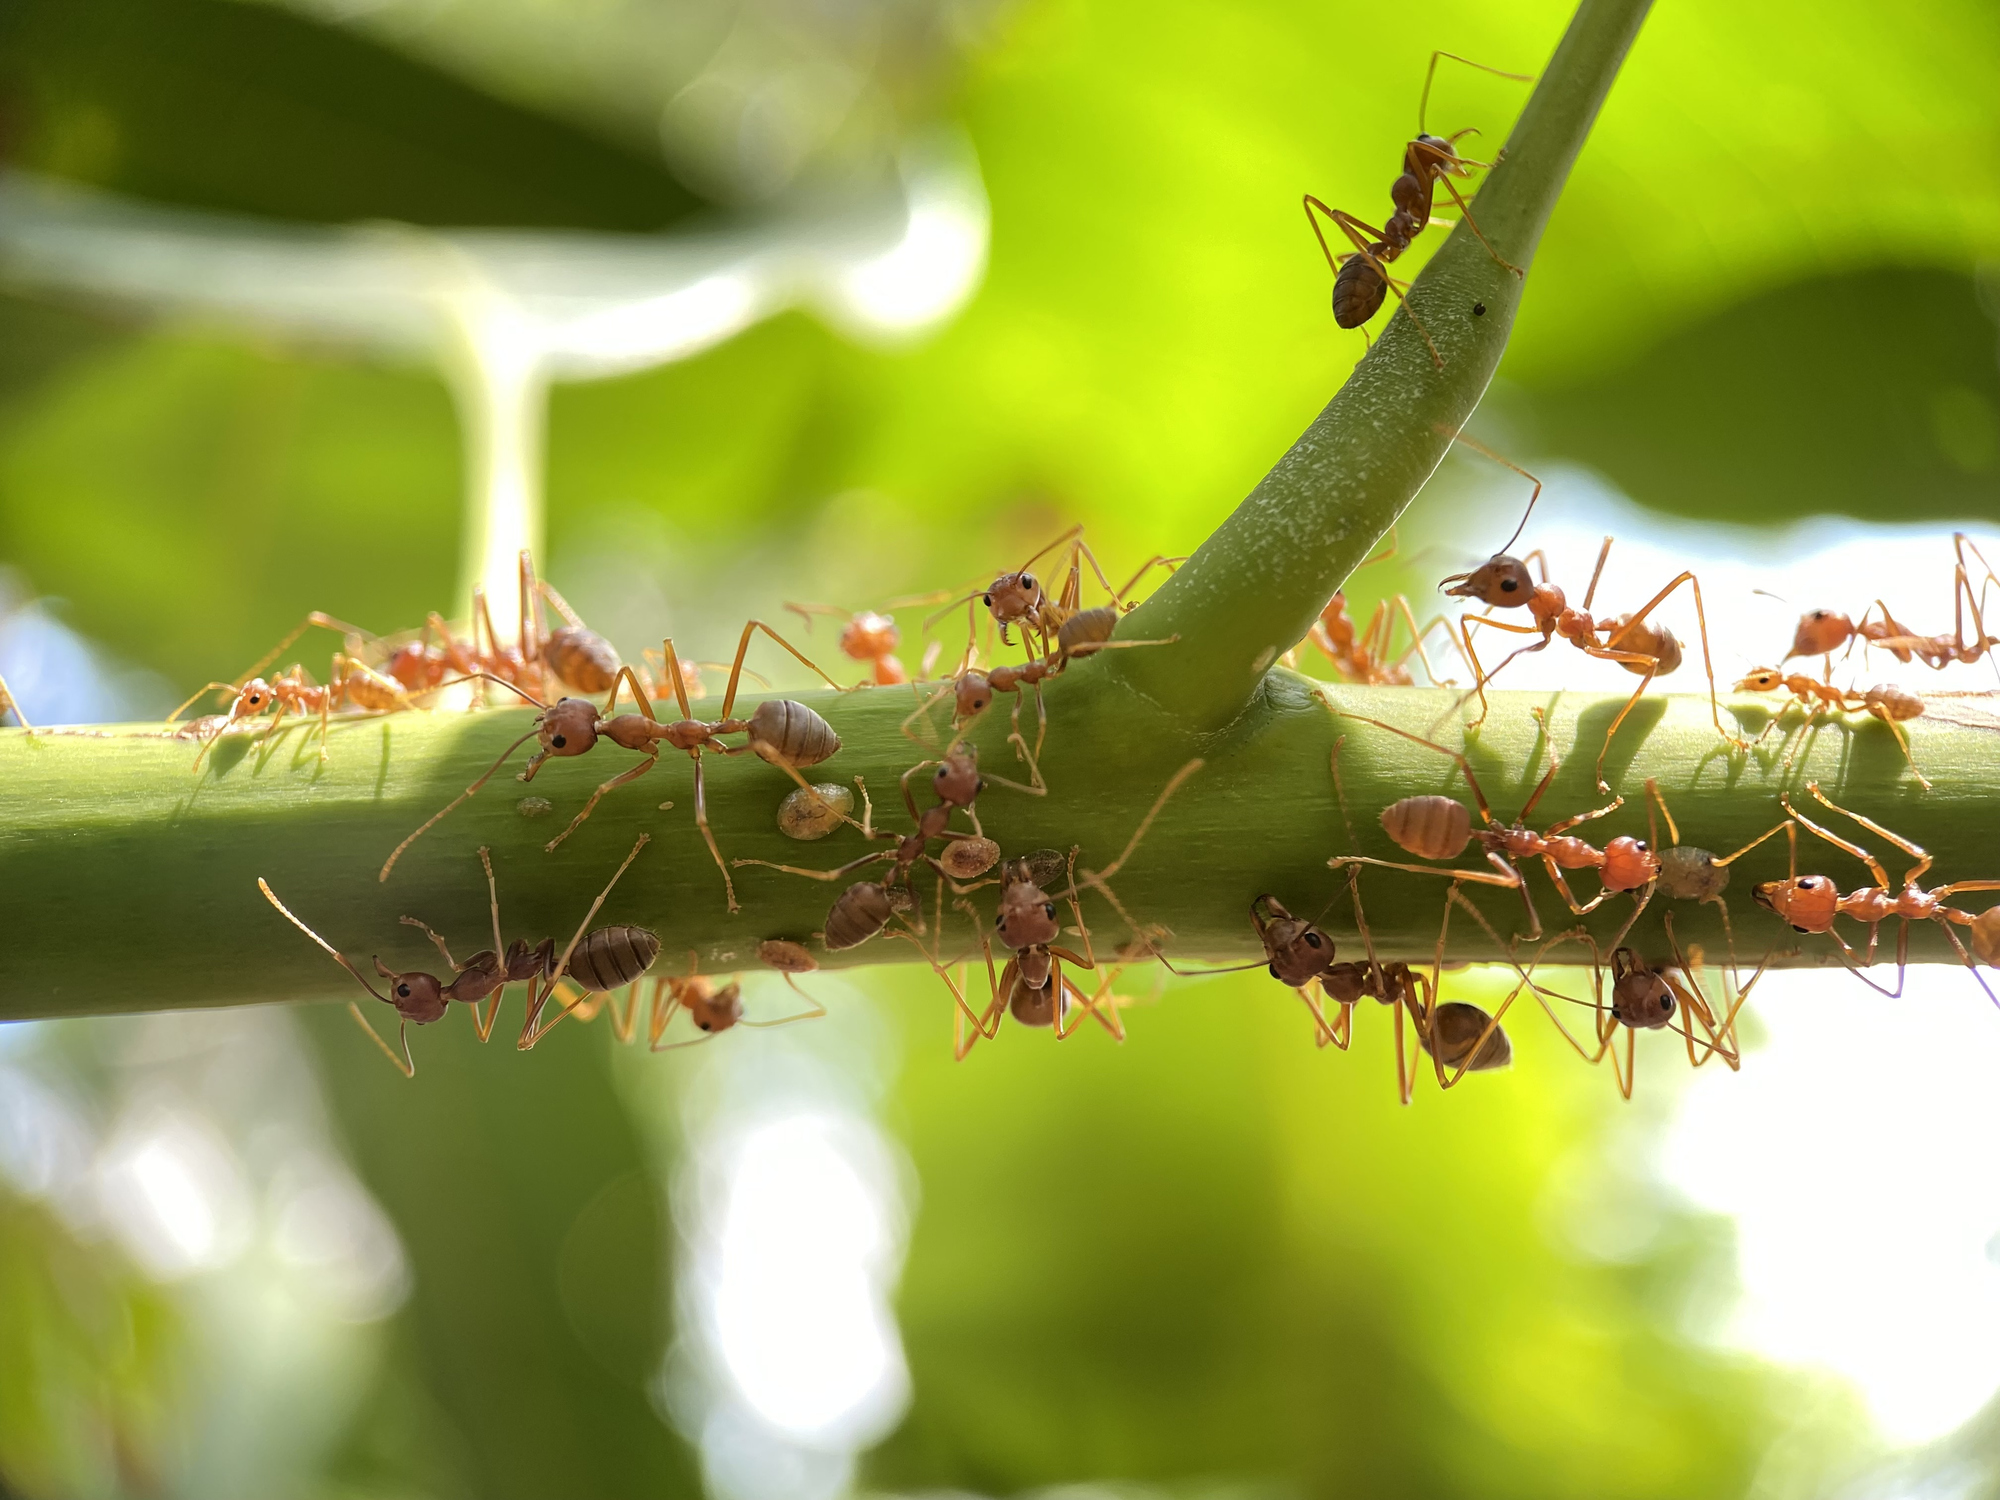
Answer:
1380, 794, 1472, 860
1419, 1001, 1511, 1071
564, 926, 661, 993
544, 624, 621, 694
748, 699, 841, 768
1333, 254, 1388, 328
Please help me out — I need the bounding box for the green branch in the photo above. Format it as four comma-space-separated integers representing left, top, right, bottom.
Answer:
1111, 0, 1654, 727
1, 681, 1992, 1020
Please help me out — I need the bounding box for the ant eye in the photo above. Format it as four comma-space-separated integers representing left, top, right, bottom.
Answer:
1500, 578, 1518, 592
1635, 841, 1649, 852
1268, 963, 1281, 981
1802, 877, 1822, 889
397, 985, 410, 998
1305, 932, 1322, 948
994, 913, 1004, 927
1794, 925, 1811, 934
1661, 994, 1674, 1013
552, 734, 567, 748
1044, 903, 1057, 919
982, 595, 992, 607
1023, 575, 1036, 590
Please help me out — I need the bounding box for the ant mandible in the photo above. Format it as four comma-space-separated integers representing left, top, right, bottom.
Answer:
1303, 50, 1532, 365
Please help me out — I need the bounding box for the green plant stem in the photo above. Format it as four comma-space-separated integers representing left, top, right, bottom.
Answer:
1111, 0, 1654, 727
3, 679, 1995, 1020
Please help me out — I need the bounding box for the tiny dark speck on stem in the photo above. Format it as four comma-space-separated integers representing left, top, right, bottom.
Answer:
1473, 302, 1487, 316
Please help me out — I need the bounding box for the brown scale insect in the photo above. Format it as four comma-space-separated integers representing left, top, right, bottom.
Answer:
1441, 531, 1740, 791
259, 835, 654, 1075
1625, 777, 1786, 961
379, 621, 846, 910
1751, 783, 2000, 1004
1330, 711, 1661, 941
735, 745, 997, 946
951, 760, 1204, 1059
1733, 668, 1929, 790
1303, 50, 1531, 365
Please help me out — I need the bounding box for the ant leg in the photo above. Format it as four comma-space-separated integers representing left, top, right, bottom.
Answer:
347, 1003, 416, 1078
733, 851, 894, 881
1804, 781, 1932, 886
1433, 887, 1531, 1090
1779, 793, 1892, 890
691, 755, 738, 912
1301, 197, 1445, 366
1938, 918, 2000, 1010
399, 916, 461, 970
234, 612, 377, 689
1327, 854, 1527, 891
1868, 707, 1932, 792
1328, 709, 1502, 825
1417, 49, 1534, 132
1577, 646, 1660, 793
520, 835, 651, 1048
900, 682, 954, 747
544, 750, 661, 854
1084, 759, 1204, 885
165, 680, 241, 725
1431, 173, 1522, 276
716, 620, 850, 721
1386, 601, 1468, 686
379, 725, 545, 882
1444, 620, 1550, 734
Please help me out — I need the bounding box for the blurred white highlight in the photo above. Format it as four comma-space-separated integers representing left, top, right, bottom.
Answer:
1663, 973, 2000, 1445
0, 134, 988, 641
98, 1108, 253, 1279
709, 1114, 907, 1443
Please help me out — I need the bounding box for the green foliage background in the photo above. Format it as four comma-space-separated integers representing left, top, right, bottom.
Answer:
2, 0, 1997, 1495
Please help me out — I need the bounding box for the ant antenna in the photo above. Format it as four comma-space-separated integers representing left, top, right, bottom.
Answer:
1417, 51, 1534, 136
1438, 425, 1543, 557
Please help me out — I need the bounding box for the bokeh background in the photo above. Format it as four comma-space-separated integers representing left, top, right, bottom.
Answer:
6, 0, 2000, 1496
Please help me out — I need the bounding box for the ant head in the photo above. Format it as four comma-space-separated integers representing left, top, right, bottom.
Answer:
370, 958, 449, 1024
688, 981, 744, 1034
1733, 668, 1786, 694
1265, 920, 1337, 989
231, 678, 276, 718
994, 876, 1061, 951
955, 672, 994, 718
1442, 556, 1534, 607
537, 697, 601, 759
985, 571, 1044, 623
1754, 875, 1836, 932
1600, 835, 1658, 892
933, 750, 983, 807
1609, 954, 1676, 1030
1787, 609, 1853, 660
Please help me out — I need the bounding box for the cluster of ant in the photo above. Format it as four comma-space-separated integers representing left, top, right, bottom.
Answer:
8, 48, 1993, 1098
212, 528, 1192, 1075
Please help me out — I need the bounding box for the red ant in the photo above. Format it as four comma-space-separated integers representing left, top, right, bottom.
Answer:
1327, 709, 1662, 942
171, 648, 417, 770
924, 524, 1175, 665
1782, 534, 2000, 684
1508, 919, 1767, 1099
946, 759, 1203, 1059
1752, 782, 2000, 1005
259, 835, 654, 1075
784, 604, 945, 687
1442, 533, 1740, 791
1732, 669, 1928, 790
378, 621, 847, 911
1303, 50, 1531, 365
568, 947, 825, 1051
379, 551, 623, 701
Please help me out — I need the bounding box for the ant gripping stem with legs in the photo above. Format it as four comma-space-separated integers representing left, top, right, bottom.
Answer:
378, 621, 846, 911
1732, 669, 1929, 790
1303, 50, 1532, 366
260, 836, 656, 1076
1327, 710, 1663, 942
1753, 783, 2000, 1005
1441, 530, 1742, 792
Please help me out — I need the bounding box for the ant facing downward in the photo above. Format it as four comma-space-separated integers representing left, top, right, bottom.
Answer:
1304, 50, 1532, 366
